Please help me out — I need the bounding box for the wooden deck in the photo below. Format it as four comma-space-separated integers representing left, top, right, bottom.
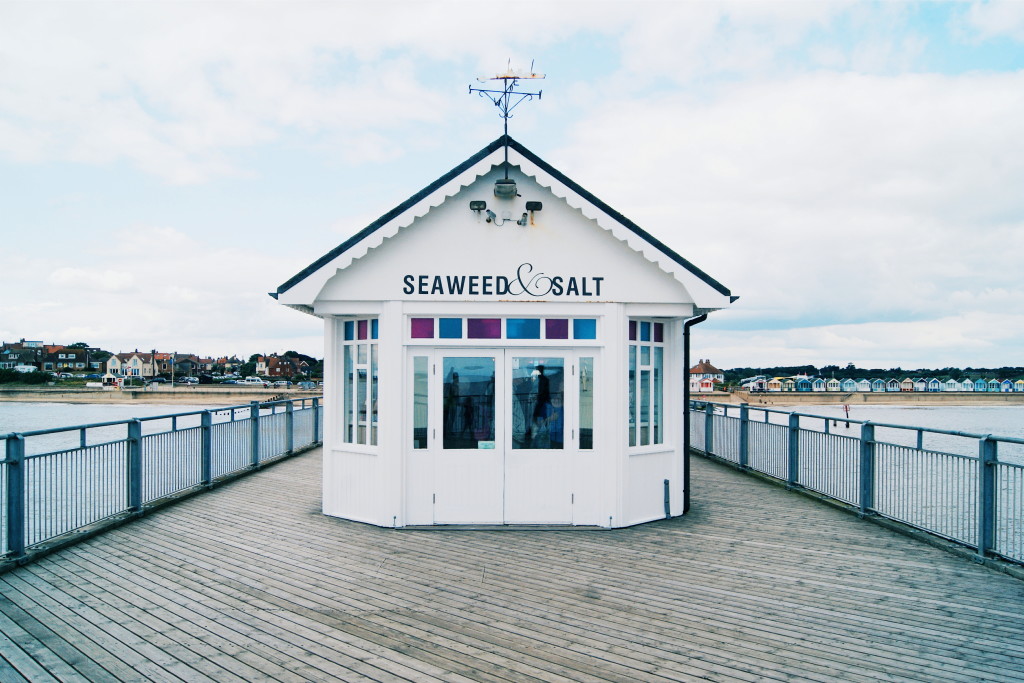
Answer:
2, 449, 1023, 682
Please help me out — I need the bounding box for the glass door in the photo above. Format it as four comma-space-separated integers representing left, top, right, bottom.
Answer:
432, 352, 504, 523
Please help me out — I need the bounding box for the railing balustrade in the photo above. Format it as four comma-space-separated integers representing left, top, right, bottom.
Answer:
690, 401, 1024, 566
1, 397, 322, 564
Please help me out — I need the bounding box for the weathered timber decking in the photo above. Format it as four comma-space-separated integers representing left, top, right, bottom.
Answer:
2, 449, 1023, 682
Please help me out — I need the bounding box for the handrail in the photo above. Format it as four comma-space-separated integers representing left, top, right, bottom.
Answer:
689, 400, 1023, 567
1, 397, 323, 569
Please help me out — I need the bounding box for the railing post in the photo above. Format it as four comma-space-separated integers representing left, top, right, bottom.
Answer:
201, 410, 212, 487
704, 403, 714, 454
787, 413, 800, 487
286, 401, 295, 455
977, 436, 997, 560
128, 419, 143, 513
313, 398, 320, 444
859, 422, 875, 516
5, 435, 26, 559
738, 403, 749, 469
250, 401, 261, 469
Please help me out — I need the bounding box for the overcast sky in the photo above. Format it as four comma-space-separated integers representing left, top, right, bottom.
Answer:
2, 1, 1022, 369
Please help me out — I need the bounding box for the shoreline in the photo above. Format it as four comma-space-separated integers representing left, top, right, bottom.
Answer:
0, 386, 321, 405
695, 390, 1024, 406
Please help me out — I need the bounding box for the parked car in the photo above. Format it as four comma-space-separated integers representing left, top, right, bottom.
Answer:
273, 380, 292, 388
150, 377, 168, 383
297, 381, 316, 390
177, 376, 198, 384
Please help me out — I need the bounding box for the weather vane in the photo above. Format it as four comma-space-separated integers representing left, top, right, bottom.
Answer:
469, 59, 544, 139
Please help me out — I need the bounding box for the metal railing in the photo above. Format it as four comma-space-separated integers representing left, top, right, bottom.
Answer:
690, 401, 1024, 566
1, 398, 322, 564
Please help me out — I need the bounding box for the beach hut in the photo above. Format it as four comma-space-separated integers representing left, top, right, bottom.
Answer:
767, 378, 782, 392
944, 378, 960, 392
855, 379, 871, 392
988, 379, 1001, 392
886, 379, 901, 392
271, 135, 734, 528
811, 378, 826, 392
927, 378, 942, 392
828, 378, 843, 392
782, 379, 796, 392
872, 379, 886, 392
900, 378, 914, 392
913, 378, 927, 392
974, 378, 988, 392
961, 379, 975, 392
1014, 380, 1024, 392
1000, 379, 1013, 393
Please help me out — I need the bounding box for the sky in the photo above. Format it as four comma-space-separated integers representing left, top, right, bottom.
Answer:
1, 1, 1022, 370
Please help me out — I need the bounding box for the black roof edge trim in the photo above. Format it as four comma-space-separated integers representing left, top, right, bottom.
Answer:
730, 295, 740, 303
275, 137, 507, 296
276, 134, 731, 299
505, 138, 732, 298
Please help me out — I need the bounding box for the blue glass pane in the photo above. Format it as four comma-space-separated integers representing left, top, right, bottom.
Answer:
344, 321, 355, 340
439, 318, 463, 339
507, 318, 540, 339
573, 319, 597, 340
371, 319, 379, 339
640, 321, 651, 341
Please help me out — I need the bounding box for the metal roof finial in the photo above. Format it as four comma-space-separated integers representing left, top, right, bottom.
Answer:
469, 60, 544, 175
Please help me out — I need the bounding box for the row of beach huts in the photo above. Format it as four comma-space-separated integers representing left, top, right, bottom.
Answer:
736, 376, 1024, 393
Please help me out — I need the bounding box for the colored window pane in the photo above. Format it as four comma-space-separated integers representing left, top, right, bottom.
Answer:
371, 319, 379, 339
410, 318, 434, 338
546, 319, 569, 339
640, 321, 651, 341
629, 320, 637, 341
654, 322, 663, 342
439, 318, 462, 339
467, 318, 501, 339
357, 320, 368, 340
573, 319, 597, 340
507, 318, 541, 339
344, 321, 355, 340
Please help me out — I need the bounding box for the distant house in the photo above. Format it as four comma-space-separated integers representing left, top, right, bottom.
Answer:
689, 359, 724, 392
106, 352, 157, 378
742, 378, 767, 392
900, 378, 914, 392
912, 378, 926, 392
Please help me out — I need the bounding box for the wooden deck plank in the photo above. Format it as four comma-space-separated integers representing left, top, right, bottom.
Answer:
1, 448, 1022, 683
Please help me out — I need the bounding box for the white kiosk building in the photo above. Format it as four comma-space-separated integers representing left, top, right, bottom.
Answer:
273, 136, 735, 528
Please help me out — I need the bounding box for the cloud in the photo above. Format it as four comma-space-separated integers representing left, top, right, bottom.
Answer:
554, 70, 1024, 334
48, 268, 136, 292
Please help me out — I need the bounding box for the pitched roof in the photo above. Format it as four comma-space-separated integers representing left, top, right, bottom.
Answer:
273, 135, 735, 310
689, 359, 724, 375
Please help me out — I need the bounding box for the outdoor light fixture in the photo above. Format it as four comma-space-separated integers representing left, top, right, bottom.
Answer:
469, 200, 487, 211
525, 201, 542, 212
485, 209, 497, 223
493, 178, 518, 199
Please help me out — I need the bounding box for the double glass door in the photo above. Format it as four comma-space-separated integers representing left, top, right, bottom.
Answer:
410, 349, 595, 524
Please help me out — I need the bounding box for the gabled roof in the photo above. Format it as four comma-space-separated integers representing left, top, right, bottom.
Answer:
273, 135, 735, 309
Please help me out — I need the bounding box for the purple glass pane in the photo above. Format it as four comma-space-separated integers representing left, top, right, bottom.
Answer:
628, 320, 637, 341
654, 322, 663, 342
357, 320, 368, 340
410, 318, 434, 338
546, 318, 569, 339
467, 318, 501, 339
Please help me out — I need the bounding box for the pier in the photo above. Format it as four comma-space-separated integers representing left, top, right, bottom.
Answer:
2, 447, 1022, 682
